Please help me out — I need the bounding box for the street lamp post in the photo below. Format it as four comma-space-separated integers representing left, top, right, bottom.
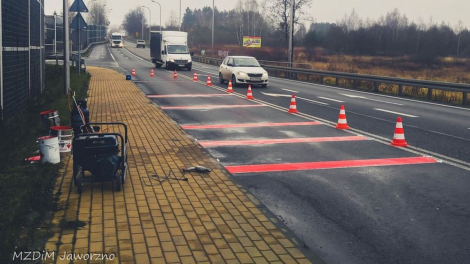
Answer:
179, 0, 181, 31
142, 6, 151, 43
150, 0, 162, 34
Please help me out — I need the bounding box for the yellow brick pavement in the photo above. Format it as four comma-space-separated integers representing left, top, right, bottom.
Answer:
43, 67, 313, 264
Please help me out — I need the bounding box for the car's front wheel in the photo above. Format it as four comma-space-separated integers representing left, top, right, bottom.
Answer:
219, 73, 224, 84
231, 75, 237, 87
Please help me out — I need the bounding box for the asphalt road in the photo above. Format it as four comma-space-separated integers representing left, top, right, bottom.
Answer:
87, 43, 470, 264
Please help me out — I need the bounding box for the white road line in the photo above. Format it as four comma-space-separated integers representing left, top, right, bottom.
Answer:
297, 96, 329, 105
122, 47, 145, 61
281, 88, 299, 93
374, 108, 418, 118
107, 46, 116, 62
340, 93, 404, 106
318, 96, 344, 103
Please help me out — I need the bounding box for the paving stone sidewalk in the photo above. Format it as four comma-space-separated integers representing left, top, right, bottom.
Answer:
43, 67, 313, 264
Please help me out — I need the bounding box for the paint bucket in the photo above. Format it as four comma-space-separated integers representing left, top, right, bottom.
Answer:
38, 136, 60, 164
50, 126, 73, 156
40, 110, 60, 131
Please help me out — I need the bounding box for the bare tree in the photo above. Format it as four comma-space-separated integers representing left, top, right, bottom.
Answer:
234, 0, 244, 45
166, 10, 179, 30
341, 9, 362, 32
87, 0, 107, 26
455, 20, 464, 55
122, 7, 147, 38
268, 0, 312, 46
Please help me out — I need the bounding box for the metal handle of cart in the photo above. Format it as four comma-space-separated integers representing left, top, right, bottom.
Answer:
78, 122, 128, 162
81, 122, 128, 144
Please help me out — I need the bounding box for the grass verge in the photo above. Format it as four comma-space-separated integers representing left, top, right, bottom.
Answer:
0, 65, 90, 263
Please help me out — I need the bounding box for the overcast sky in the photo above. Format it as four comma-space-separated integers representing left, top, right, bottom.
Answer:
46, 0, 470, 30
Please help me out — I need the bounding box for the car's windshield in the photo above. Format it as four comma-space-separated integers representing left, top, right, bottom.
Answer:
111, 35, 122, 40
167, 45, 189, 54
233, 58, 260, 67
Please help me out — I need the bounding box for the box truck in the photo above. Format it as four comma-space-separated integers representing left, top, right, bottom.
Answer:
110, 32, 123, 48
150, 31, 193, 70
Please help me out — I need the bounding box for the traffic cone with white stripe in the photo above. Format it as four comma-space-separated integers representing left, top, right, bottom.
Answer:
193, 72, 198, 81
227, 80, 233, 93
150, 68, 155, 77
206, 75, 212, 86
246, 85, 254, 100
131, 68, 136, 76
391, 117, 408, 147
288, 94, 298, 113
335, 105, 350, 129
173, 70, 177, 79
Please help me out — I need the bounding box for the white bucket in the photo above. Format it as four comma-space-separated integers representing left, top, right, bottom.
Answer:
50, 126, 73, 153
38, 136, 60, 164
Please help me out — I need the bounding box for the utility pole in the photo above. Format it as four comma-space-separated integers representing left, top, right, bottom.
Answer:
211, 0, 214, 57
64, 0, 70, 95
288, 0, 294, 66
78, 0, 81, 76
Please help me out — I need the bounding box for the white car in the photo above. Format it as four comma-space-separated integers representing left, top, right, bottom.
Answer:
219, 56, 268, 87
136, 40, 146, 48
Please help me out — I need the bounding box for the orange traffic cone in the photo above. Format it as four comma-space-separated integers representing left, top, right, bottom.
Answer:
206, 75, 212, 86
288, 94, 298, 113
131, 68, 136, 76
227, 80, 233, 93
150, 68, 155, 77
173, 70, 177, 79
391, 117, 408, 147
193, 72, 198, 81
335, 105, 350, 129
246, 85, 254, 100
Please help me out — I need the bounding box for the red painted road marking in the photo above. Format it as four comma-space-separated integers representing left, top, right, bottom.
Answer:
225, 157, 438, 174
147, 94, 232, 98
181, 122, 322, 130
161, 105, 264, 110
199, 136, 367, 147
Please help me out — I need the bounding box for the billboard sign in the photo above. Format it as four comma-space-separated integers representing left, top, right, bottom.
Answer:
243, 36, 261, 48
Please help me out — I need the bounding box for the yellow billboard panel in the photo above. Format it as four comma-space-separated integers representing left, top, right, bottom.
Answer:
243, 36, 261, 48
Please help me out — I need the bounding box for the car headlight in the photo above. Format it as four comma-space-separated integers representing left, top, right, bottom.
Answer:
237, 71, 247, 77
262, 71, 268, 78
188, 59, 192, 63
168, 56, 174, 62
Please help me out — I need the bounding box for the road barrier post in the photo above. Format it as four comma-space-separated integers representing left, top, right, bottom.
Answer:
398, 85, 403, 95
336, 77, 339, 87
427, 88, 433, 100
373, 82, 379, 92
320, 75, 323, 85
463, 92, 468, 105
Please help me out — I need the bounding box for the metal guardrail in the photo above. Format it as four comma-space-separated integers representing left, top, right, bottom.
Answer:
258, 60, 312, 69
192, 55, 469, 105
45, 41, 108, 60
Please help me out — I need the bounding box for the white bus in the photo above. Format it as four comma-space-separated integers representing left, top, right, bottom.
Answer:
110, 33, 123, 48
